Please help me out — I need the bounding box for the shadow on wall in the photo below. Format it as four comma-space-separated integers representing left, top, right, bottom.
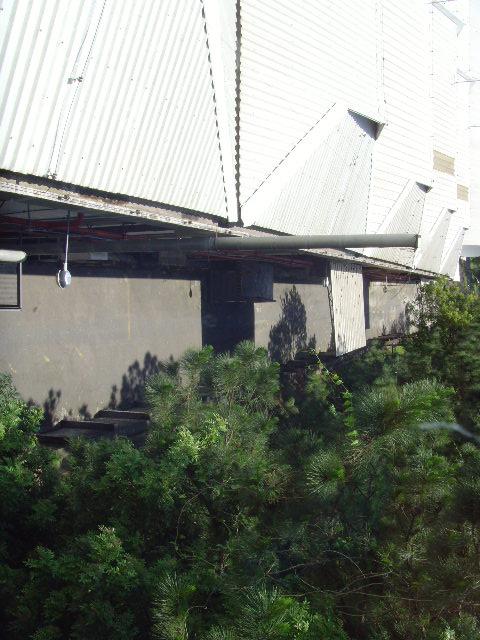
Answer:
108, 351, 178, 409
36, 389, 93, 430
381, 310, 412, 337
268, 286, 316, 362
35, 352, 178, 428
40, 388, 64, 429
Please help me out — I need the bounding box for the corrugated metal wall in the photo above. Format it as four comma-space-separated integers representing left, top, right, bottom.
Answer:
442, 227, 466, 277
202, 0, 238, 216
239, 0, 380, 207
0, 0, 472, 275
368, 181, 427, 267
418, 4, 467, 273
416, 209, 452, 272
367, 0, 432, 235
423, 6, 459, 254
0, 0, 230, 218
241, 111, 376, 234
330, 261, 366, 356
464, 0, 480, 246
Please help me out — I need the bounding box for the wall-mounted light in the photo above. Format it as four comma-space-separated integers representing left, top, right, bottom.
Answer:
57, 213, 72, 288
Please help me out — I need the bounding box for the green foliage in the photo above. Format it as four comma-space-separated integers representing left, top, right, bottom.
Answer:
404, 277, 480, 426
2, 280, 480, 640
355, 379, 455, 435
152, 572, 195, 640
0, 374, 59, 632
13, 526, 145, 640
203, 587, 347, 640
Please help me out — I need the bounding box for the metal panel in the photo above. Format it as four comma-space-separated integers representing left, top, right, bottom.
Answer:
200, 0, 238, 217
421, 170, 457, 241
416, 209, 452, 272
239, 0, 380, 205
0, 0, 230, 218
369, 181, 427, 267
0, 262, 21, 309
241, 111, 376, 234
420, 9, 466, 269
330, 261, 366, 356
367, 0, 432, 234
441, 227, 465, 277
457, 185, 469, 201
455, 77, 470, 189
431, 8, 458, 158
433, 150, 455, 175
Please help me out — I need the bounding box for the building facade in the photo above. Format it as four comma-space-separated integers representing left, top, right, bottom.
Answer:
0, 0, 477, 420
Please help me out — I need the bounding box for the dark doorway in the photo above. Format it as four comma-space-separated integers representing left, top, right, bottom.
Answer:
201, 271, 254, 352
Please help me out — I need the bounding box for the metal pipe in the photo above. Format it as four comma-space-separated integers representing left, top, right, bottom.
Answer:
193, 233, 419, 252
1, 233, 418, 256
0, 249, 27, 262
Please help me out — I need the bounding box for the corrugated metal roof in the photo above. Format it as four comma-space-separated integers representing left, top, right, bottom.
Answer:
369, 181, 427, 267
0, 0, 230, 218
330, 260, 366, 356
432, 8, 458, 158
416, 208, 452, 272
441, 227, 465, 277
0, 0, 470, 277
202, 0, 238, 217
241, 111, 375, 234
239, 0, 380, 206
367, 0, 432, 233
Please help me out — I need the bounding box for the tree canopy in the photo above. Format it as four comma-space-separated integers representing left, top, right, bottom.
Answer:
1, 278, 480, 639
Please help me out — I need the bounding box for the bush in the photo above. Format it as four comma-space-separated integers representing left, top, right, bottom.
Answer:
1, 280, 480, 640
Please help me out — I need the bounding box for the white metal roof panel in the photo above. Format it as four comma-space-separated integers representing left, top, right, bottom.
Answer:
369, 181, 427, 267
441, 227, 466, 277
241, 110, 375, 235
0, 0, 230, 219
367, 0, 432, 234
416, 209, 452, 272
239, 0, 380, 205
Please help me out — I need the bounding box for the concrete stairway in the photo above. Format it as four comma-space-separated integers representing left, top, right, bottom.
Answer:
39, 409, 150, 448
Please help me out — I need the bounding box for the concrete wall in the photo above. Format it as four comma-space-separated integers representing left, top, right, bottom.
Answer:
254, 282, 333, 361
0, 269, 202, 423
365, 282, 419, 340
0, 266, 420, 422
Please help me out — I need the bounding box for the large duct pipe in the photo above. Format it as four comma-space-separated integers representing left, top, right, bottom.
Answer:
0, 249, 27, 263
8, 233, 418, 256
181, 233, 419, 252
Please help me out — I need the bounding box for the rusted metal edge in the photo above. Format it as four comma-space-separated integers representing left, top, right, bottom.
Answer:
0, 171, 237, 236
0, 172, 438, 278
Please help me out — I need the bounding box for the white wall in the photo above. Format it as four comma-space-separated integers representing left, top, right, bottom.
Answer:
368, 0, 432, 238
464, 0, 480, 246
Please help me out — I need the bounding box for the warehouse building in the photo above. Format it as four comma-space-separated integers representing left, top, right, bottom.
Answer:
0, 0, 477, 421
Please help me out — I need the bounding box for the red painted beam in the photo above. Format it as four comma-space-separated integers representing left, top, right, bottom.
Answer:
0, 215, 151, 241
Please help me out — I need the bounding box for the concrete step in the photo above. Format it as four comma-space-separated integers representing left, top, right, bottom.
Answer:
95, 409, 150, 421
39, 409, 150, 447
55, 418, 116, 432
39, 426, 115, 446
